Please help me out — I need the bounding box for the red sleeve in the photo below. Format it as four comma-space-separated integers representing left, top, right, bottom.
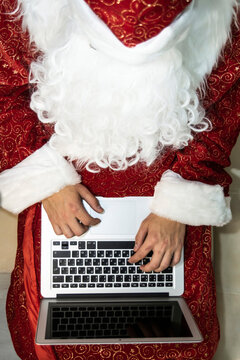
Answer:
0, 1, 51, 173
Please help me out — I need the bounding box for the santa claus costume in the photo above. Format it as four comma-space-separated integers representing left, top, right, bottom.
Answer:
0, 0, 240, 359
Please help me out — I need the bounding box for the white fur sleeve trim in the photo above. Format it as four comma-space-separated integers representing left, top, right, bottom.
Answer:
150, 170, 232, 226
0, 143, 81, 214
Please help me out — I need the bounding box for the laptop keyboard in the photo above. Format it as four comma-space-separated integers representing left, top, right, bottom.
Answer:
52, 240, 173, 289
49, 302, 174, 339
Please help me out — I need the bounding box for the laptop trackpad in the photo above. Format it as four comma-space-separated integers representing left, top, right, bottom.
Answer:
84, 197, 150, 236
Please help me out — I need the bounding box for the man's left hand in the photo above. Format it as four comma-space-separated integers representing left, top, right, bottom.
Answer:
128, 213, 185, 272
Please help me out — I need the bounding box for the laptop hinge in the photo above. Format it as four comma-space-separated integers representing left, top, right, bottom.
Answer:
56, 293, 169, 300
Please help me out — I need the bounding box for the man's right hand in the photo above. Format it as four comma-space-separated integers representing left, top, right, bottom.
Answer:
42, 184, 104, 238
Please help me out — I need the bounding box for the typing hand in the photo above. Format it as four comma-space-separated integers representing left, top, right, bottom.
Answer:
128, 213, 185, 272
42, 184, 104, 238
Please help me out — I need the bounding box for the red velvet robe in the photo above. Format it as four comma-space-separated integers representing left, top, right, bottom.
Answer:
1, 1, 240, 359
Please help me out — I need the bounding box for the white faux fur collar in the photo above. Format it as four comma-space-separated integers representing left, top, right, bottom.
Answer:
19, 0, 236, 83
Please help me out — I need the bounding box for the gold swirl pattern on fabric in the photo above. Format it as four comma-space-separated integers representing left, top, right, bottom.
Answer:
85, 0, 193, 47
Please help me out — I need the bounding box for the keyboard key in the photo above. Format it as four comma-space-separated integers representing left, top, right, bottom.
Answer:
61, 284, 69, 288
87, 241, 96, 249
114, 283, 121, 287
131, 283, 139, 287
106, 251, 113, 257
59, 259, 66, 266
91, 275, 98, 282
105, 283, 113, 287
70, 267, 77, 274
88, 284, 96, 288
103, 267, 111, 274
140, 283, 147, 287
98, 241, 134, 249
53, 265, 60, 274
128, 267, 136, 274
123, 283, 130, 287
80, 251, 88, 258
53, 276, 64, 283
149, 283, 156, 287
120, 267, 127, 274
93, 259, 100, 266
83, 276, 90, 282
141, 275, 148, 282
68, 259, 75, 266
53, 284, 60, 288
133, 275, 140, 282
162, 267, 173, 273
66, 276, 73, 283
76, 259, 83, 266
157, 283, 164, 287
85, 259, 92, 266
78, 242, 85, 249
110, 259, 117, 266
112, 267, 119, 274
87, 267, 94, 274
62, 241, 69, 249
61, 267, 68, 274
74, 276, 81, 282
72, 251, 79, 258
70, 241, 77, 246
101, 259, 109, 266
124, 275, 131, 282
149, 275, 156, 282
95, 267, 102, 274
157, 275, 164, 281
89, 251, 96, 258
53, 251, 70, 258
116, 275, 123, 282
97, 284, 104, 288
97, 251, 104, 257
118, 259, 125, 265
107, 275, 115, 282
70, 284, 78, 288
78, 267, 85, 274
79, 284, 87, 288
53, 241, 60, 246
122, 250, 130, 257
166, 275, 173, 282
166, 283, 173, 287
114, 250, 121, 257
99, 275, 106, 282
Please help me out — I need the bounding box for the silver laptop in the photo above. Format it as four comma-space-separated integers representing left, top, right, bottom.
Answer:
36, 197, 202, 344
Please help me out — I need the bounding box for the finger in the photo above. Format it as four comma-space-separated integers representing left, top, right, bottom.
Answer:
68, 217, 89, 237
75, 204, 101, 227
128, 240, 152, 264
154, 250, 173, 273
52, 224, 63, 236
133, 220, 148, 252
77, 184, 104, 213
140, 247, 164, 272
137, 320, 154, 337
170, 247, 182, 266
61, 224, 75, 239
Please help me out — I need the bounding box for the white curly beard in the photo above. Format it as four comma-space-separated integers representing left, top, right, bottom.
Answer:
21, 0, 235, 172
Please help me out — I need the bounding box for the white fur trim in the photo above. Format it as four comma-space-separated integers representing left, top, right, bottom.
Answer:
150, 170, 232, 226
0, 143, 81, 214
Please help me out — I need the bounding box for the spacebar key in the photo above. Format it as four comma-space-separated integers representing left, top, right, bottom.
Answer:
98, 241, 134, 249
53, 251, 71, 258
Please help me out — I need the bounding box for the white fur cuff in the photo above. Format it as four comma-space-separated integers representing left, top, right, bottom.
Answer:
150, 170, 232, 226
0, 143, 81, 214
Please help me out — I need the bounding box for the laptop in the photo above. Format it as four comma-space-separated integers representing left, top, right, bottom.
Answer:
36, 196, 203, 344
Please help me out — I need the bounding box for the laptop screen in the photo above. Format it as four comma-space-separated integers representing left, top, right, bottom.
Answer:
45, 300, 192, 340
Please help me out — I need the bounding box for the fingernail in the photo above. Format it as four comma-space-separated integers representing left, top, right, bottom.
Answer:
97, 205, 104, 212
